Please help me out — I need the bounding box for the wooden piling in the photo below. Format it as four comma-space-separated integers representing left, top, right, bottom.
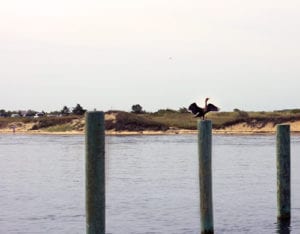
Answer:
276, 124, 291, 221
85, 111, 105, 234
198, 120, 214, 234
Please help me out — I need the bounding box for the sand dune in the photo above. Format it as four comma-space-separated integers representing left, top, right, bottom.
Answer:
1, 122, 299, 135
214, 120, 300, 134
1, 116, 299, 135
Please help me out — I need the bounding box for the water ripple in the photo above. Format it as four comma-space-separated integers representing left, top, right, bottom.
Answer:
1, 134, 300, 233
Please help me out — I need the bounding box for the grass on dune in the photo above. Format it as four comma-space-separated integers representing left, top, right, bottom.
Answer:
142, 109, 300, 130
145, 110, 242, 130
45, 124, 75, 132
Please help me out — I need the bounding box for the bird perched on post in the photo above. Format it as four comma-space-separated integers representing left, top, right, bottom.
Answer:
188, 98, 219, 119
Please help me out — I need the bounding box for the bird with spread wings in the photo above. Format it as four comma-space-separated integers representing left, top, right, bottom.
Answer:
188, 98, 219, 120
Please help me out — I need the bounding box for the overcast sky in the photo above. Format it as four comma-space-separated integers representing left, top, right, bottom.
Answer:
1, 1, 300, 112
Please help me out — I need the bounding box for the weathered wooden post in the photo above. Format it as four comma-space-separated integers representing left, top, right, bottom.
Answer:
276, 124, 291, 221
85, 111, 105, 234
198, 120, 214, 234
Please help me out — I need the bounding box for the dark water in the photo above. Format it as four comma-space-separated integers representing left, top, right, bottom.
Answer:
0, 134, 300, 233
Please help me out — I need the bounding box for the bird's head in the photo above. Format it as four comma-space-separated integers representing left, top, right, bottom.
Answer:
205, 97, 210, 102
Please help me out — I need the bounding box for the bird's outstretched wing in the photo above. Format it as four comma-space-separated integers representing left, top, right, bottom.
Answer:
188, 103, 203, 116
207, 103, 219, 112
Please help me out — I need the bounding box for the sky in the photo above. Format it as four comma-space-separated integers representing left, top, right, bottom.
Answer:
1, 0, 300, 112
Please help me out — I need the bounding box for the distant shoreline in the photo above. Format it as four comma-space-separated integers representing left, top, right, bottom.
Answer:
1, 111, 300, 136
1, 128, 300, 136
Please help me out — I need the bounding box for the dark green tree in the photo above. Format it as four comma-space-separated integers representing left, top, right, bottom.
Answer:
25, 110, 37, 117
61, 106, 70, 116
0, 109, 8, 117
131, 104, 143, 114
72, 104, 86, 115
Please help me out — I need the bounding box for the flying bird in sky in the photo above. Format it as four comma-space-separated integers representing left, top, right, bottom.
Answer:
188, 98, 219, 119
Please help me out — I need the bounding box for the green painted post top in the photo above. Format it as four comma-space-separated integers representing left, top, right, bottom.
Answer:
198, 120, 212, 135
276, 124, 290, 156
85, 111, 105, 161
276, 124, 290, 133
198, 120, 212, 149
85, 111, 105, 131
197, 119, 212, 128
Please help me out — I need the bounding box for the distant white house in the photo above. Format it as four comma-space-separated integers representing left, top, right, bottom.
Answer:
34, 112, 45, 118
11, 114, 21, 118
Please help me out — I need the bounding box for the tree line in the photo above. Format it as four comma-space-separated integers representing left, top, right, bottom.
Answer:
131, 104, 189, 114
0, 104, 86, 117
0, 103, 191, 118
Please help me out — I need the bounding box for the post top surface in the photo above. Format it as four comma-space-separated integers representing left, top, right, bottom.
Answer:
276, 124, 290, 129
87, 111, 104, 114
197, 119, 212, 123
86, 111, 104, 116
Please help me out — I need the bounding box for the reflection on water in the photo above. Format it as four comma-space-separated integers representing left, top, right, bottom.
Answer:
0, 134, 300, 233
277, 219, 291, 234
